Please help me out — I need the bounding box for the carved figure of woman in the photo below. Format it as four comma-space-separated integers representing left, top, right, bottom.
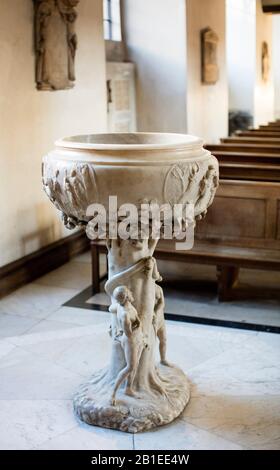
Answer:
153, 285, 170, 366
110, 286, 145, 405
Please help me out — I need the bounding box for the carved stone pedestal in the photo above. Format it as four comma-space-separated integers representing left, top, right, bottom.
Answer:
73, 239, 190, 432
42, 133, 218, 433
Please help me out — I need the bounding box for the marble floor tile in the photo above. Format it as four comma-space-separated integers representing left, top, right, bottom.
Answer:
35, 261, 91, 290
134, 418, 242, 450
21, 318, 83, 335
163, 320, 257, 372
166, 319, 257, 344
161, 331, 241, 372
0, 312, 39, 339
47, 306, 110, 326
0, 284, 79, 320
0, 400, 75, 450
187, 336, 280, 396
244, 332, 280, 360
0, 316, 279, 449
19, 329, 111, 378
180, 305, 274, 328
36, 423, 133, 450
0, 251, 279, 450
0, 339, 16, 360
254, 330, 280, 351
0, 352, 83, 400
0, 345, 34, 370
183, 394, 280, 450
8, 322, 106, 347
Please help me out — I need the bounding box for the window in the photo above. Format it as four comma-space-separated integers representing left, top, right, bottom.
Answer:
103, 0, 122, 41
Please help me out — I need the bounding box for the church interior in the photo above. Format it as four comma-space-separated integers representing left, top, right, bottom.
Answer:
0, 0, 280, 452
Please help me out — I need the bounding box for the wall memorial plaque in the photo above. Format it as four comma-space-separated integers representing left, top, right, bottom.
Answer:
201, 27, 219, 85
33, 0, 79, 91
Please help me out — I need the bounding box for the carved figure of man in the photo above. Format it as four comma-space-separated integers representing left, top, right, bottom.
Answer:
110, 286, 145, 405
153, 285, 170, 366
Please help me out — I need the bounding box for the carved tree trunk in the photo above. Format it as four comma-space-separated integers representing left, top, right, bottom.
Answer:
106, 239, 161, 390
73, 237, 190, 433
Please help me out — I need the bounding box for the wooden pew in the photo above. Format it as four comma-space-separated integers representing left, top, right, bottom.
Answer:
221, 137, 280, 145
242, 129, 280, 134
219, 161, 280, 182
235, 130, 280, 138
208, 122, 280, 179
196, 179, 280, 251
206, 134, 280, 181
234, 120, 280, 137
206, 143, 280, 155
250, 124, 280, 131
267, 121, 280, 127
205, 150, 280, 166
259, 125, 280, 131
207, 136, 280, 181
91, 179, 280, 301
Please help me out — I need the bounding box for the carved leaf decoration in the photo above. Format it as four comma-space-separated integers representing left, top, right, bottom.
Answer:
171, 166, 183, 180
189, 163, 199, 179
200, 177, 207, 194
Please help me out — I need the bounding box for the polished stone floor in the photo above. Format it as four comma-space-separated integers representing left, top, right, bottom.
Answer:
0, 252, 279, 450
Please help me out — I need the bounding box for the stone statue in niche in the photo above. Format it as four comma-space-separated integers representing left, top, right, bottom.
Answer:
261, 41, 270, 82
201, 27, 219, 85
34, 0, 79, 91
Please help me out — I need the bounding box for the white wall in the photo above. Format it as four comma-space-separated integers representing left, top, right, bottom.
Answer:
0, 0, 107, 267
254, 0, 275, 126
122, 0, 187, 133
186, 0, 228, 143
273, 15, 280, 118
226, 0, 275, 126
226, 0, 256, 113
123, 0, 228, 142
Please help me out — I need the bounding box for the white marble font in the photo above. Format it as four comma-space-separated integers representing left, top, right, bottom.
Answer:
42, 133, 219, 432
